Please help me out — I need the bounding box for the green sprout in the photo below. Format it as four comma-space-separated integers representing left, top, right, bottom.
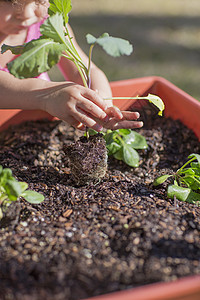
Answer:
153, 153, 200, 205
0, 165, 44, 220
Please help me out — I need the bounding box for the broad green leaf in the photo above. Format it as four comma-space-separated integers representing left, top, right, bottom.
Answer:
189, 181, 200, 191
181, 168, 195, 176
7, 38, 65, 78
22, 190, 44, 204
182, 174, 200, 190
2, 168, 13, 178
107, 142, 121, 155
179, 176, 196, 189
86, 33, 110, 45
122, 144, 140, 167
123, 131, 148, 149
4, 180, 22, 201
116, 129, 131, 136
153, 174, 173, 186
86, 33, 133, 57
0, 168, 14, 186
167, 184, 200, 204
190, 163, 200, 176
104, 131, 122, 155
104, 131, 119, 145
40, 13, 66, 44
145, 94, 165, 116
49, 0, 72, 24
19, 182, 29, 193
188, 153, 200, 164
0, 166, 2, 175
113, 148, 123, 161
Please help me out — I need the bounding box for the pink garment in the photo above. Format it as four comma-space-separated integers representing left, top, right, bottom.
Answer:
0, 19, 50, 81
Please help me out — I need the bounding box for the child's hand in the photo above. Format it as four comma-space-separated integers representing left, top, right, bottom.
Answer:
43, 83, 108, 131
98, 106, 143, 130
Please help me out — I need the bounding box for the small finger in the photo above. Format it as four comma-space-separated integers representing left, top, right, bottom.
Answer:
104, 119, 143, 130
82, 89, 108, 111
120, 111, 141, 120
106, 106, 123, 119
78, 98, 108, 121
71, 108, 103, 132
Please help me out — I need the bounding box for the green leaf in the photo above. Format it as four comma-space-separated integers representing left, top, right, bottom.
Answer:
0, 168, 14, 186
104, 131, 122, 155
86, 33, 133, 57
123, 131, 148, 149
116, 129, 131, 136
22, 190, 44, 204
7, 38, 65, 78
49, 0, 72, 24
107, 142, 122, 155
113, 148, 123, 161
167, 185, 200, 204
4, 180, 22, 201
146, 94, 165, 116
122, 144, 140, 167
40, 13, 66, 44
190, 163, 200, 176
188, 153, 200, 164
19, 182, 29, 193
153, 174, 173, 186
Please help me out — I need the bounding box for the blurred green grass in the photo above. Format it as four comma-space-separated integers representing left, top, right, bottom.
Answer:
48, 0, 200, 100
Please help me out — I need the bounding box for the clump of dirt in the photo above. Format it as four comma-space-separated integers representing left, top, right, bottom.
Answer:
63, 134, 107, 186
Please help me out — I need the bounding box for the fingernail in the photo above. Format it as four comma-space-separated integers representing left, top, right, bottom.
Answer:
115, 107, 123, 119
135, 112, 140, 119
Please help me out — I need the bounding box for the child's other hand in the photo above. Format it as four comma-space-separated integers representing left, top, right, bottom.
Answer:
103, 106, 143, 130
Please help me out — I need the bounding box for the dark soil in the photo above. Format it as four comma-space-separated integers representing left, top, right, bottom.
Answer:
0, 108, 200, 300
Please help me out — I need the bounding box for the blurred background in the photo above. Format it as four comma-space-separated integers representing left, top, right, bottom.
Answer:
48, 0, 200, 100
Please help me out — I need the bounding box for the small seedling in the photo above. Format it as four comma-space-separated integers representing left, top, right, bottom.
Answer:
0, 165, 44, 219
153, 153, 200, 204
88, 128, 148, 167
1, 0, 164, 117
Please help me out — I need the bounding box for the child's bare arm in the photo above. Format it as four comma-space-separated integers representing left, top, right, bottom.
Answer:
0, 71, 108, 131
0, 71, 143, 131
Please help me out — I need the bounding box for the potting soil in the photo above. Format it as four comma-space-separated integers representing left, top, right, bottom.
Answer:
0, 109, 199, 300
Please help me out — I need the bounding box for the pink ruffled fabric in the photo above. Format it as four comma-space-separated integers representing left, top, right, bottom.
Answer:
0, 19, 50, 81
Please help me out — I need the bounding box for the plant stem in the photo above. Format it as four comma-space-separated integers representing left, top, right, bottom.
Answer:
177, 157, 196, 174
103, 96, 145, 101
86, 127, 89, 140
87, 44, 94, 87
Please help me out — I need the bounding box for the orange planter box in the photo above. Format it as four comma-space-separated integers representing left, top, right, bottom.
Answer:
0, 76, 200, 300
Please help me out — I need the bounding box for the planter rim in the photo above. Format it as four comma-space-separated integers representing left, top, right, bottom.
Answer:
86, 275, 200, 300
